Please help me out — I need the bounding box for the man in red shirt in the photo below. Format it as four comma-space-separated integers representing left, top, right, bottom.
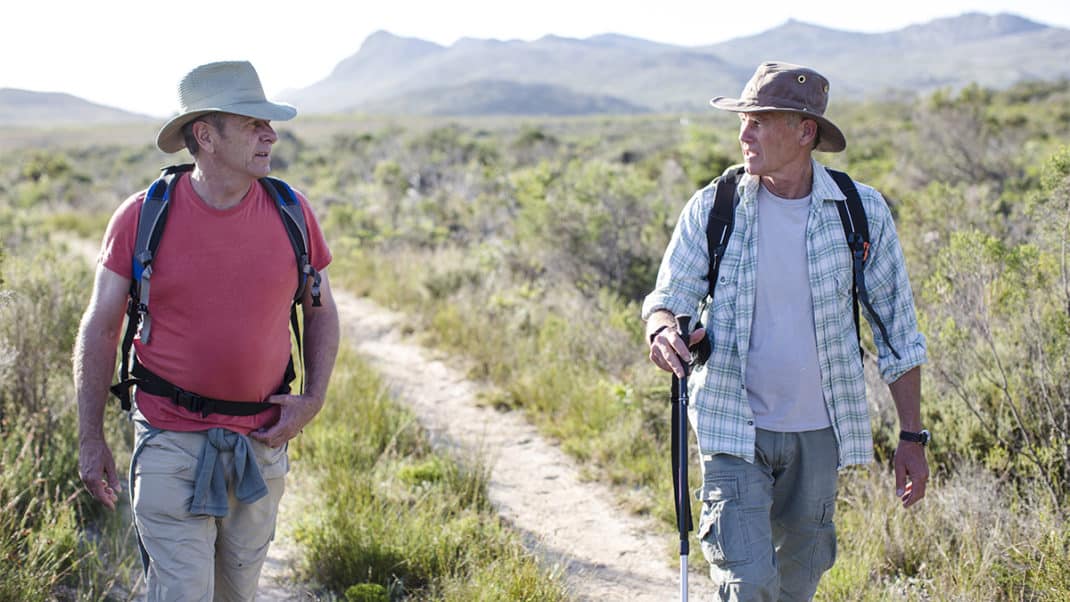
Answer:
74, 61, 340, 600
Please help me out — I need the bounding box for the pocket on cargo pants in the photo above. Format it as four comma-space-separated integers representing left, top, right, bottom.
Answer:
697, 476, 752, 567
810, 497, 837, 582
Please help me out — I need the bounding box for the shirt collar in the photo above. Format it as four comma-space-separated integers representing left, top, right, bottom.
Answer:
739, 157, 840, 210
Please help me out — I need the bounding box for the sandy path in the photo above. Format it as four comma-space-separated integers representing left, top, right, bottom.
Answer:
331, 291, 713, 601
254, 470, 317, 601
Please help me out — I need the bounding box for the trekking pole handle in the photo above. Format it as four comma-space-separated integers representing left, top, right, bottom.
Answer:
676, 315, 691, 378
675, 315, 690, 340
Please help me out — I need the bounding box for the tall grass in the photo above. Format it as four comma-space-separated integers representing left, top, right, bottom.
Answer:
289, 346, 568, 601
0, 212, 140, 601
824, 464, 1069, 601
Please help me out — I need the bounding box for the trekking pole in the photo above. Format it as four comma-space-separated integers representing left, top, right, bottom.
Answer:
671, 314, 693, 602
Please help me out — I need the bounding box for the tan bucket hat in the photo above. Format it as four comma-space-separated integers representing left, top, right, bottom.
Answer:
155, 61, 297, 153
710, 61, 846, 152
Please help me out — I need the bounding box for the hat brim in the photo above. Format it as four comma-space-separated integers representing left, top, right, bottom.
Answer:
155, 100, 297, 154
709, 96, 846, 153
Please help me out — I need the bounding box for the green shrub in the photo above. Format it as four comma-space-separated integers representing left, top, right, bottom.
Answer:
345, 582, 389, 602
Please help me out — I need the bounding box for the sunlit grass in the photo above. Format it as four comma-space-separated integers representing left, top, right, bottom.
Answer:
288, 347, 568, 600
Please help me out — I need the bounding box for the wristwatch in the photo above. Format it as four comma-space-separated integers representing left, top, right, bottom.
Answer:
899, 429, 931, 446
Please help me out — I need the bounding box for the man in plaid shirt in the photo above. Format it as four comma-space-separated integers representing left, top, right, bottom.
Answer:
643, 62, 929, 601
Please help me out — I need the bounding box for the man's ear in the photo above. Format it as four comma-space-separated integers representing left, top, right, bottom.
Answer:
191, 120, 216, 153
799, 118, 818, 148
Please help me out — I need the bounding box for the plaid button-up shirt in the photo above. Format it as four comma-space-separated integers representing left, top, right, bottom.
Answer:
642, 160, 927, 468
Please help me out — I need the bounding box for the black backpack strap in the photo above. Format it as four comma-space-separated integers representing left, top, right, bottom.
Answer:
129, 359, 285, 418
827, 169, 901, 362
691, 165, 744, 367
706, 165, 745, 299
111, 164, 192, 410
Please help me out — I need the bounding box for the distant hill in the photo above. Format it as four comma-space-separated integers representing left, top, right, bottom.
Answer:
0, 88, 152, 126
285, 29, 749, 114
706, 13, 1070, 98
284, 12, 1070, 116
360, 79, 645, 116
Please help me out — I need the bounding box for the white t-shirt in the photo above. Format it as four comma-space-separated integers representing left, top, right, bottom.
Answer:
745, 184, 831, 431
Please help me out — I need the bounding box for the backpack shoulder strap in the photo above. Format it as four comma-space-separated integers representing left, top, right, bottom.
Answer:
259, 176, 321, 307
827, 168, 901, 362
259, 176, 322, 397
131, 163, 192, 341
110, 163, 192, 410
706, 164, 745, 299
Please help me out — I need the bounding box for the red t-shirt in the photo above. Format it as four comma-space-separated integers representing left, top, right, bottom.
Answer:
100, 173, 332, 433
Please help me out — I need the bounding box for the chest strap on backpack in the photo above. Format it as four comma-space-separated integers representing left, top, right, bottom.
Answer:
827, 169, 901, 362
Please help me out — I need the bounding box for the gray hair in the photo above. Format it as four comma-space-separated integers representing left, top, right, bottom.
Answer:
181, 113, 227, 156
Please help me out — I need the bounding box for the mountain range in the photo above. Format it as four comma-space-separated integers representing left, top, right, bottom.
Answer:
4, 11, 1069, 125
284, 12, 1070, 115
0, 88, 153, 127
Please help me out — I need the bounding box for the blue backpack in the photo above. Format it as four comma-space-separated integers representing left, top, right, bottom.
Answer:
109, 164, 321, 415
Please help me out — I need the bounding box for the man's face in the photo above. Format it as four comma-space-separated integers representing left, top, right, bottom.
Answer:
737, 111, 810, 177
209, 113, 278, 179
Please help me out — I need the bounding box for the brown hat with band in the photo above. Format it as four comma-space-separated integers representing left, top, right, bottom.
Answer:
710, 61, 846, 153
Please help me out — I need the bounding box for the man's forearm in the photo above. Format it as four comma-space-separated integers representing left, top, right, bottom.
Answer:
301, 302, 340, 404
73, 316, 120, 442
888, 366, 923, 431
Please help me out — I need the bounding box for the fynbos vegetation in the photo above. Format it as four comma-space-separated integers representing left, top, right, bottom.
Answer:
0, 78, 1067, 600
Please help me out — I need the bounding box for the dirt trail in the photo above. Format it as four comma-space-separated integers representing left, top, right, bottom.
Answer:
328, 291, 714, 601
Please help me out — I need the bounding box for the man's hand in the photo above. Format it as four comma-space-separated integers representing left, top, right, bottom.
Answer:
649, 326, 706, 378
250, 394, 325, 448
894, 441, 929, 508
79, 438, 122, 510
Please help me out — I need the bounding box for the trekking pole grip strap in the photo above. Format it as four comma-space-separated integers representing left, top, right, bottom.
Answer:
675, 315, 690, 338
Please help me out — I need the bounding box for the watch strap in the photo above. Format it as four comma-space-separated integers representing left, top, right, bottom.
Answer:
899, 429, 930, 445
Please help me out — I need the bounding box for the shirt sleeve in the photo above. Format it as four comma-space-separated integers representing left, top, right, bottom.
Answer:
858, 185, 928, 383
294, 189, 332, 272
641, 187, 713, 321
99, 192, 144, 279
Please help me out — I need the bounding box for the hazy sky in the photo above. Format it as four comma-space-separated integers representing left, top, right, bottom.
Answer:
5, 0, 1069, 117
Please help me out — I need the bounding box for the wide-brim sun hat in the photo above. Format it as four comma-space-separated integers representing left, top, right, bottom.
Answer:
155, 60, 297, 154
709, 61, 846, 153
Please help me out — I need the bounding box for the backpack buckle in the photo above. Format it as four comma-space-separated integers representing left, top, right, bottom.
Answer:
846, 233, 869, 262
174, 388, 208, 417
